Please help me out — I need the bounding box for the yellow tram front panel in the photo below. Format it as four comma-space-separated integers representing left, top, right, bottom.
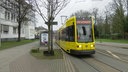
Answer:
75, 42, 95, 50
60, 41, 95, 53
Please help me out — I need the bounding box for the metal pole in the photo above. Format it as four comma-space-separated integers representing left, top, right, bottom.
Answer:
50, 0, 54, 55
0, 4, 1, 47
47, 0, 51, 53
0, 24, 1, 47
127, 0, 128, 16
61, 15, 67, 25
61, 16, 63, 25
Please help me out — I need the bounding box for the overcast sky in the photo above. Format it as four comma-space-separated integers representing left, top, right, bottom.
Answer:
36, 0, 112, 30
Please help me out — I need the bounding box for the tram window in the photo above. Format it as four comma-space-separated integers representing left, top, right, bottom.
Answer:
82, 26, 86, 35
60, 28, 67, 41
63, 29, 66, 41
77, 24, 93, 42
59, 32, 60, 40
67, 25, 75, 42
60, 31, 63, 40
65, 28, 69, 41
62, 30, 64, 40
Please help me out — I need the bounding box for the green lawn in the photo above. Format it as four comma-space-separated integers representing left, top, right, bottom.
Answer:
0, 39, 39, 50
96, 39, 128, 44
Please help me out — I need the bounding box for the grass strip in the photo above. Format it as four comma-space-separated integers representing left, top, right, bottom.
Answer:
30, 49, 63, 59
0, 39, 39, 50
96, 39, 128, 44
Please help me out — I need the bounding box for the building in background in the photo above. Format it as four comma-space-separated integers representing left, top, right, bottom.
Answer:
25, 10, 36, 39
0, 0, 36, 41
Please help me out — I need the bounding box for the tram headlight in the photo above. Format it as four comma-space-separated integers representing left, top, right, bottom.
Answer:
77, 45, 82, 48
91, 45, 94, 47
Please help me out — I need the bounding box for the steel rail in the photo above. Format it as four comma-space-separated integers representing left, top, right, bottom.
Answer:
97, 49, 128, 63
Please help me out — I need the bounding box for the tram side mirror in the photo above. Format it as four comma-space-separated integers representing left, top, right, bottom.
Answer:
89, 35, 91, 38
82, 26, 86, 35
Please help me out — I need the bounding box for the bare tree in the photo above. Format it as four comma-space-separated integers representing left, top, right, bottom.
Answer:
111, 0, 126, 38
0, 0, 34, 41
70, 10, 91, 17
33, 0, 70, 55
100, 0, 128, 39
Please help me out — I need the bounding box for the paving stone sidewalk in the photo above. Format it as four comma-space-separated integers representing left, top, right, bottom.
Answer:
10, 53, 67, 72
0, 41, 39, 72
0, 41, 75, 72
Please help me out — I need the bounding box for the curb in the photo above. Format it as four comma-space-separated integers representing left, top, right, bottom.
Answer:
55, 43, 76, 72
63, 51, 76, 72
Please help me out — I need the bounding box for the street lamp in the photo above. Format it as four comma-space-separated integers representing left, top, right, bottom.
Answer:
0, 24, 1, 47
61, 15, 67, 25
127, 0, 128, 16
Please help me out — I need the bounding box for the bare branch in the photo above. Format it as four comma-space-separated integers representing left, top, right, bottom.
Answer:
33, 0, 70, 22
54, 0, 70, 17
39, 0, 48, 9
34, 0, 47, 22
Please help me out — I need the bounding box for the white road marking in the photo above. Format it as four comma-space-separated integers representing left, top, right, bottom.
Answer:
106, 50, 121, 59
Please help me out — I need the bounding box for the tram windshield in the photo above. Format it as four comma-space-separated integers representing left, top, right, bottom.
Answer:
77, 24, 93, 43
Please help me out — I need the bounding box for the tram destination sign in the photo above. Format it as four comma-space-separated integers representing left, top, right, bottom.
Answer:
77, 20, 91, 24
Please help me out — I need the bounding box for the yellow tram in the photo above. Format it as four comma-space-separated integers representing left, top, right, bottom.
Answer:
56, 16, 95, 55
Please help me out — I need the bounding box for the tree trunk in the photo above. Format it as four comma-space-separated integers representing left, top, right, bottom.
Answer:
50, 20, 54, 55
48, 24, 51, 53
50, 25, 53, 52
17, 21, 21, 42
47, 21, 54, 55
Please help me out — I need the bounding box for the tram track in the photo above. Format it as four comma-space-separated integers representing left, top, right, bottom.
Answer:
96, 49, 128, 63
54, 42, 127, 72
81, 57, 121, 72
66, 55, 101, 72
67, 54, 122, 72
55, 43, 101, 72
80, 58, 101, 72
